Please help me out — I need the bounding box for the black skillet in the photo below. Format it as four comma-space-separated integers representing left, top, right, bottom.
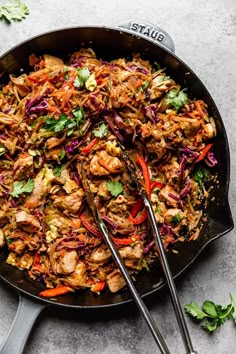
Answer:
0, 19, 233, 354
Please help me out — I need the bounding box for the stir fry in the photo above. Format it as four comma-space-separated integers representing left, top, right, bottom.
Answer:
0, 48, 217, 296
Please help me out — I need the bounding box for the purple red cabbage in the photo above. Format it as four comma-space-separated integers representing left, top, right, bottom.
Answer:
143, 105, 159, 124
179, 154, 187, 180
103, 114, 125, 143
168, 193, 180, 201
180, 147, 198, 158
204, 151, 218, 167
25, 97, 48, 114
159, 224, 173, 236
101, 215, 119, 229
143, 240, 155, 254
65, 139, 79, 153
180, 177, 191, 198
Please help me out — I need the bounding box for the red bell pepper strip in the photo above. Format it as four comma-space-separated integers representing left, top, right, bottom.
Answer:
80, 214, 102, 238
128, 198, 147, 225
194, 143, 213, 164
91, 281, 105, 293
128, 208, 147, 225
151, 181, 164, 191
81, 138, 99, 154
39, 286, 73, 297
112, 235, 140, 246
136, 154, 151, 197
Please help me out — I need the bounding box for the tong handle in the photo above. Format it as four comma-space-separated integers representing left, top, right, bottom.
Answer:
143, 195, 197, 354
98, 221, 170, 354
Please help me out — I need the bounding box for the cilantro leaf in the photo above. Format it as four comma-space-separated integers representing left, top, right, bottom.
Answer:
106, 181, 123, 197
185, 294, 236, 332
202, 301, 218, 318
93, 123, 108, 138
10, 179, 34, 198
0, 144, 5, 156
0, 0, 29, 22
194, 165, 210, 190
72, 108, 84, 127
44, 114, 76, 135
59, 149, 65, 160
166, 89, 188, 111
171, 213, 182, 224
185, 302, 207, 320
53, 164, 64, 177
73, 67, 90, 88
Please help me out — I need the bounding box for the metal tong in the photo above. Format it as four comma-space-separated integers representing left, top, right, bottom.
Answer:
81, 164, 170, 354
119, 147, 197, 354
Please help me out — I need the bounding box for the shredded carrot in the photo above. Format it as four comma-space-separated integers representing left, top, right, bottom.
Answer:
195, 143, 213, 163
39, 286, 73, 297
91, 281, 106, 293
195, 100, 205, 118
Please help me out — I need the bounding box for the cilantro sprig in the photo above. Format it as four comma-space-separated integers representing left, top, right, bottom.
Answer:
10, 179, 34, 198
44, 110, 84, 136
73, 67, 90, 88
171, 213, 182, 225
166, 89, 188, 111
0, 0, 29, 22
185, 293, 236, 332
106, 181, 123, 197
194, 165, 210, 191
93, 123, 108, 138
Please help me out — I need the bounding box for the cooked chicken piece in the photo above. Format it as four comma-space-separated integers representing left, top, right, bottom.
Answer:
97, 181, 110, 199
107, 195, 128, 213
57, 251, 78, 275
180, 119, 200, 137
89, 245, 112, 264
90, 150, 123, 176
163, 208, 183, 225
8, 239, 25, 255
150, 76, 173, 100
202, 123, 216, 139
10, 74, 30, 97
0, 229, 5, 248
26, 166, 54, 209
146, 139, 166, 160
65, 262, 87, 288
90, 154, 110, 176
13, 153, 33, 179
43, 54, 64, 67
52, 189, 84, 214
106, 269, 126, 293
159, 185, 180, 208
119, 243, 143, 260
16, 211, 40, 232
161, 157, 180, 184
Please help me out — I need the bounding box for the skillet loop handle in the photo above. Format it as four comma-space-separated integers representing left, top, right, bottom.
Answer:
118, 19, 175, 53
0, 294, 45, 354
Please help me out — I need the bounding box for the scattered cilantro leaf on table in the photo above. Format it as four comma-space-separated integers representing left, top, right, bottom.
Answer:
0, 0, 29, 22
106, 181, 123, 197
10, 179, 34, 198
185, 293, 236, 332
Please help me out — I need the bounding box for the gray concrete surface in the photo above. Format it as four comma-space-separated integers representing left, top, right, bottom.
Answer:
0, 0, 236, 353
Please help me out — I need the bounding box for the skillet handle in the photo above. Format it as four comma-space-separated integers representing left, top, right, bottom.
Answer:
0, 293, 45, 354
118, 19, 175, 52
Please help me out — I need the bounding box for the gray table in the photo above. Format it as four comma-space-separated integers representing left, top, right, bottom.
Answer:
0, 0, 235, 353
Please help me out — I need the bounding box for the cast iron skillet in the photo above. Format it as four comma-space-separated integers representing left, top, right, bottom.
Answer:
0, 19, 233, 354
